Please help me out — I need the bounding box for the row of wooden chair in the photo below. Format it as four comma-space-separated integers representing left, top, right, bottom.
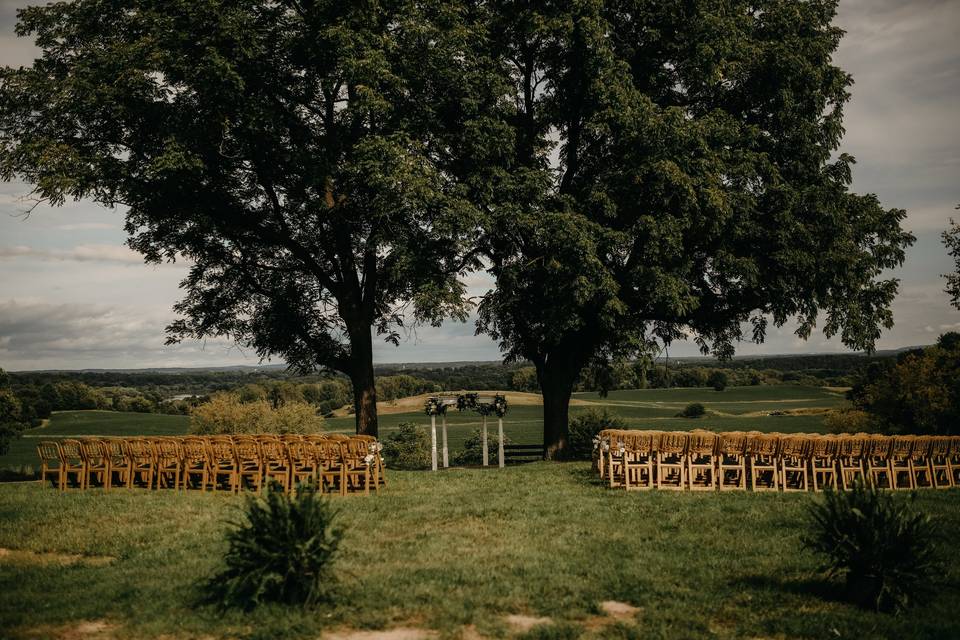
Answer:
37, 434, 384, 496
595, 430, 960, 492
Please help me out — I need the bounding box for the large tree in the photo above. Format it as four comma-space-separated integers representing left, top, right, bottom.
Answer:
478, 0, 914, 458
0, 0, 504, 435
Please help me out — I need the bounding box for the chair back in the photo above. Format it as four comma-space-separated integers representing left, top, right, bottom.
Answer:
154, 438, 182, 462
779, 435, 809, 458
37, 441, 62, 464
910, 436, 933, 459
837, 434, 867, 457
865, 435, 892, 458
79, 439, 108, 464
716, 432, 747, 456
622, 431, 655, 455
657, 432, 688, 455
127, 438, 154, 463
746, 433, 779, 456
60, 439, 83, 463
810, 435, 838, 457
687, 430, 717, 456
890, 435, 915, 458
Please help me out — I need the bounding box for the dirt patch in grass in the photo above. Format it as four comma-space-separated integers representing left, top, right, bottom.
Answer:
17, 620, 118, 640
599, 601, 639, 619
504, 614, 552, 632
322, 629, 438, 640
0, 547, 114, 566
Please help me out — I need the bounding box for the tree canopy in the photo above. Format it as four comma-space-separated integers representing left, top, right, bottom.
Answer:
477, 0, 914, 456
0, 0, 504, 435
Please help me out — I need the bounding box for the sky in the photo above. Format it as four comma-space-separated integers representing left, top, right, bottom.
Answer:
0, 0, 958, 371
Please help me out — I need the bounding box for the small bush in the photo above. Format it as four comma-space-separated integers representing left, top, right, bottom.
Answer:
679, 402, 706, 418
190, 393, 323, 435
803, 479, 940, 613
382, 422, 431, 470
707, 370, 728, 391
453, 427, 511, 466
823, 408, 875, 434
203, 482, 343, 610
567, 408, 626, 460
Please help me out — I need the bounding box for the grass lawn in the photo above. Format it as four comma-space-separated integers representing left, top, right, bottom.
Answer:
1, 464, 959, 639
1, 386, 846, 473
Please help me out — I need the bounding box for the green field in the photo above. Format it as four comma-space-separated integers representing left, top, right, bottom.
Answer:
1, 464, 958, 639
1, 386, 847, 472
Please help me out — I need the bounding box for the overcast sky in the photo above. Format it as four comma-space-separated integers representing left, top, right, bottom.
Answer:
0, 0, 958, 371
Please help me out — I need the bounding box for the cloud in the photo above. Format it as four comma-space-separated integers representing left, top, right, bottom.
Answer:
0, 299, 254, 370
0, 243, 151, 265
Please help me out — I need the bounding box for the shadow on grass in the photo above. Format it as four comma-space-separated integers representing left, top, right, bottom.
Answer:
562, 463, 604, 486
732, 572, 844, 604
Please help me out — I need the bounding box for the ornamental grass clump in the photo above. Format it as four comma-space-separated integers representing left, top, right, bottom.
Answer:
803, 479, 940, 613
203, 482, 343, 610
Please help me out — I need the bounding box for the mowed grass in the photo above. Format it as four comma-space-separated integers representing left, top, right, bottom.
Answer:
1, 386, 845, 472
1, 464, 959, 639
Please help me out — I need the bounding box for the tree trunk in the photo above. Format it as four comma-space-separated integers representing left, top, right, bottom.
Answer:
347, 324, 378, 437
536, 359, 578, 460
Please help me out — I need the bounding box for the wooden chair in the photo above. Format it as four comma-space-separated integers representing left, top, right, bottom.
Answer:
342, 438, 372, 496
37, 441, 64, 490
950, 436, 960, 486
809, 435, 839, 491
837, 434, 867, 490
102, 439, 132, 489
930, 436, 953, 488
622, 431, 655, 490
289, 440, 318, 490
655, 432, 687, 490
261, 440, 292, 493
58, 439, 86, 490
126, 438, 156, 489
716, 432, 747, 490
889, 436, 914, 489
908, 436, 934, 489
864, 435, 893, 489
779, 435, 809, 492
595, 429, 617, 479
234, 437, 263, 492
315, 440, 346, 495
746, 433, 779, 491
206, 438, 238, 492
79, 439, 111, 490
154, 438, 182, 490
181, 437, 209, 490
605, 430, 629, 488
686, 430, 717, 491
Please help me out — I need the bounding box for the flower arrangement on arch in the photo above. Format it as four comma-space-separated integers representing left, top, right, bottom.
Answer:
424, 397, 448, 416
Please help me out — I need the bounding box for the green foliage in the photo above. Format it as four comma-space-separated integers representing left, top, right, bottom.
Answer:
707, 370, 729, 392
190, 393, 323, 435
0, 0, 502, 436
477, 0, 913, 457
517, 622, 582, 640
567, 408, 626, 461
680, 403, 706, 419
204, 482, 343, 610
382, 422, 431, 471
804, 480, 940, 613
850, 333, 960, 434
823, 408, 875, 434
453, 427, 511, 466
943, 213, 960, 309
510, 366, 540, 392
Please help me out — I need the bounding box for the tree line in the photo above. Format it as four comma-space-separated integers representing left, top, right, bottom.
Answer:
0, 1, 925, 457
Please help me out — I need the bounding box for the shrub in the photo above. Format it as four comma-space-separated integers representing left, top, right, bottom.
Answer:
203, 482, 343, 610
190, 393, 322, 435
382, 422, 431, 470
567, 408, 626, 460
707, 370, 728, 391
679, 402, 706, 418
823, 408, 875, 434
453, 427, 512, 465
803, 479, 940, 613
